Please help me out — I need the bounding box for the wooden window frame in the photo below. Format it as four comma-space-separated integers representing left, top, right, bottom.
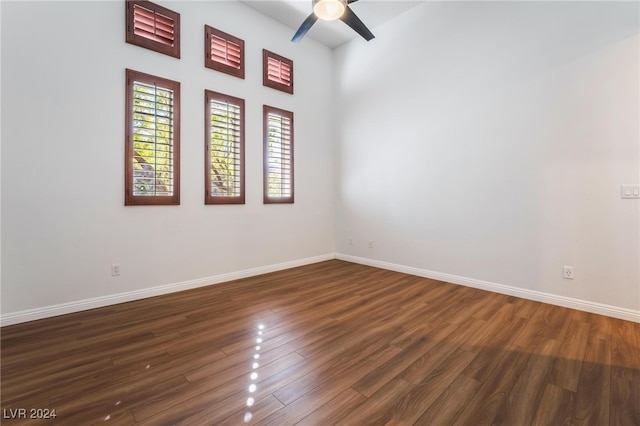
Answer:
204, 25, 245, 79
125, 69, 181, 206
205, 90, 245, 205
126, 0, 180, 59
263, 105, 294, 204
262, 49, 294, 95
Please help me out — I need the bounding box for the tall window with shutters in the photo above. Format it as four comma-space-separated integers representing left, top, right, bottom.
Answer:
205, 90, 245, 204
126, 0, 180, 59
125, 69, 180, 206
263, 49, 294, 95
205, 26, 244, 79
264, 105, 294, 204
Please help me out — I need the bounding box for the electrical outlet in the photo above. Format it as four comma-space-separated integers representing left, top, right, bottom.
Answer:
563, 266, 574, 280
111, 264, 121, 277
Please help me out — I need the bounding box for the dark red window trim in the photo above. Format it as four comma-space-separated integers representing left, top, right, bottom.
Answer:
125, 69, 181, 206
263, 105, 294, 204
205, 25, 245, 79
126, 0, 180, 59
263, 49, 294, 95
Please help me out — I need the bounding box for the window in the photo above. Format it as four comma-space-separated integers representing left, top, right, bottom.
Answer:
264, 105, 294, 204
126, 0, 180, 58
125, 69, 180, 205
205, 25, 244, 79
263, 49, 294, 94
205, 90, 245, 204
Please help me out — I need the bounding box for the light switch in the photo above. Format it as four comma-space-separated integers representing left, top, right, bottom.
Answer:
622, 184, 640, 199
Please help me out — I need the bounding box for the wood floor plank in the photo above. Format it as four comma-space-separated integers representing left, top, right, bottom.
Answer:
46, 352, 201, 408
531, 383, 574, 426
499, 338, 562, 425
272, 325, 403, 405
512, 302, 571, 349
610, 374, 640, 426
465, 300, 524, 349
609, 317, 640, 425
470, 292, 510, 320
548, 319, 590, 392
183, 338, 298, 384
133, 351, 304, 422
295, 388, 367, 426
260, 344, 403, 425
453, 344, 532, 426
351, 333, 438, 397
572, 330, 612, 426
384, 347, 478, 425
217, 394, 285, 426
610, 317, 640, 381
507, 295, 541, 320
1, 260, 635, 425
1, 356, 114, 400
412, 373, 481, 425
459, 315, 528, 384
397, 316, 486, 386
54, 375, 190, 425
335, 378, 414, 425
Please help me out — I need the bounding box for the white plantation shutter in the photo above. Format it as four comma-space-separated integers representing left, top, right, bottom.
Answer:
205, 26, 245, 79
206, 91, 245, 204
264, 106, 294, 203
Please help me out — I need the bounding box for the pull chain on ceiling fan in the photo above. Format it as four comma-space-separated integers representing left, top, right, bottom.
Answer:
292, 0, 375, 43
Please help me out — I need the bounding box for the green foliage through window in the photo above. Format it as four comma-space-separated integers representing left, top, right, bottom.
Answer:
132, 81, 174, 196
210, 101, 241, 196
205, 90, 245, 204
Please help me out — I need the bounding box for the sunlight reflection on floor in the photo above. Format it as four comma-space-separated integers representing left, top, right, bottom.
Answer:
244, 323, 265, 423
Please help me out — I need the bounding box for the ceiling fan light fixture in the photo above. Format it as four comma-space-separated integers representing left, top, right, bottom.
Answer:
313, 0, 346, 21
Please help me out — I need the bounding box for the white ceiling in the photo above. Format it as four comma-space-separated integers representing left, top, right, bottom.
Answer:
239, 0, 424, 48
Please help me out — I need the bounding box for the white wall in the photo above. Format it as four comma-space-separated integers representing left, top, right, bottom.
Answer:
334, 2, 640, 313
1, 1, 335, 320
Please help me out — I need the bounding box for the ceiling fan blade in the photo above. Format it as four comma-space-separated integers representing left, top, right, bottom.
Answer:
340, 6, 375, 41
292, 13, 319, 42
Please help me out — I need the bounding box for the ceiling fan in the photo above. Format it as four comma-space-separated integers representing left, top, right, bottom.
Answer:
292, 0, 375, 43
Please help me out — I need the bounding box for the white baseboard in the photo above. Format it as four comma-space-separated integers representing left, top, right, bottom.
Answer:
0, 254, 335, 327
3, 253, 638, 326
336, 253, 640, 323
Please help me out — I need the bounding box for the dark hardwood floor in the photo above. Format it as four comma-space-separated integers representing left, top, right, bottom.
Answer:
1, 260, 639, 425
